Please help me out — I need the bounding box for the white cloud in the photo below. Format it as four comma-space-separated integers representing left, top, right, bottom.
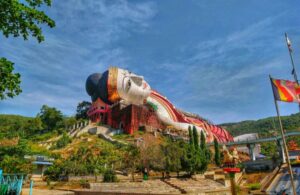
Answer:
0, 0, 156, 116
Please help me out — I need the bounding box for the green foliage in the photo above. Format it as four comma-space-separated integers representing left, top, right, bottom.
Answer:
0, 0, 55, 100
162, 141, 183, 173
63, 117, 77, 129
0, 114, 31, 138
192, 126, 199, 150
214, 138, 221, 166
182, 129, 209, 175
0, 0, 55, 42
260, 142, 277, 157
31, 131, 57, 141
123, 145, 140, 181
0, 155, 33, 174
0, 139, 30, 157
199, 131, 209, 172
200, 131, 206, 150
38, 105, 63, 131
54, 132, 71, 149
221, 113, 300, 137
112, 133, 132, 140
188, 126, 194, 146
0, 139, 33, 174
0, 112, 77, 141
147, 145, 165, 172
79, 179, 89, 188
248, 183, 261, 190
76, 101, 91, 120
25, 117, 43, 135
103, 169, 117, 182
0, 58, 21, 99
45, 139, 125, 181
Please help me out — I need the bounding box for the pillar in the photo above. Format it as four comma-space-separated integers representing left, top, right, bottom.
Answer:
277, 139, 286, 163
247, 143, 256, 161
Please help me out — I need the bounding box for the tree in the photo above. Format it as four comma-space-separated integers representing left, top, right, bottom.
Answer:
192, 126, 199, 150
0, 58, 21, 99
199, 131, 209, 173
163, 141, 183, 177
123, 145, 140, 181
24, 116, 43, 136
188, 126, 194, 147
200, 131, 206, 150
63, 117, 77, 129
214, 138, 221, 166
0, 139, 33, 174
0, 0, 55, 99
76, 101, 92, 120
38, 105, 63, 131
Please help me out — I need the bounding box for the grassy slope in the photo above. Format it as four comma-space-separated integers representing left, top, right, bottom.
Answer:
221, 113, 300, 137
0, 114, 33, 129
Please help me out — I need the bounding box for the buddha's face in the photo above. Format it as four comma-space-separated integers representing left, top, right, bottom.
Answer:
86, 67, 151, 105
108, 67, 151, 105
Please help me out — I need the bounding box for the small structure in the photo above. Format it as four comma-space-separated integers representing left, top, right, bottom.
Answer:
87, 98, 110, 123
24, 155, 54, 176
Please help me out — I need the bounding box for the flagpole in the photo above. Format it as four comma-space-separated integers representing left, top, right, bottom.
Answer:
285, 32, 300, 112
270, 75, 297, 195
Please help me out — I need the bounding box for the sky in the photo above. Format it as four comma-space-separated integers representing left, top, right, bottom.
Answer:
1, 0, 300, 124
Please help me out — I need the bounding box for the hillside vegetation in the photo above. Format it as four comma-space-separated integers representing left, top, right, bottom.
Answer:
221, 113, 300, 137
0, 107, 213, 180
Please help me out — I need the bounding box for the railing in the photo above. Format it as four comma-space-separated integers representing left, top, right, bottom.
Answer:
207, 131, 300, 146
0, 171, 24, 195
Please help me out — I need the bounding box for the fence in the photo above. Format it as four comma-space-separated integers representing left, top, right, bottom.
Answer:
0, 170, 24, 195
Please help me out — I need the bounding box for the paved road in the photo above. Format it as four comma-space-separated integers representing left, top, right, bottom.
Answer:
269, 167, 300, 195
22, 188, 74, 195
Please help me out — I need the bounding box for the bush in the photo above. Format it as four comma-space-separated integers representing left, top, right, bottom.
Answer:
248, 183, 261, 190
103, 169, 117, 182
79, 179, 89, 188
55, 132, 71, 149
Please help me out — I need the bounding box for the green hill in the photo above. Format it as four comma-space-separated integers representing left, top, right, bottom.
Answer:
0, 114, 34, 137
221, 113, 300, 137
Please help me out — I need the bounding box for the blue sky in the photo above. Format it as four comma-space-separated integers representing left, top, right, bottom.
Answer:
1, 0, 300, 124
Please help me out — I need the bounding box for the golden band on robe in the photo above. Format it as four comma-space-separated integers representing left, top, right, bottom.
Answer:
107, 66, 121, 103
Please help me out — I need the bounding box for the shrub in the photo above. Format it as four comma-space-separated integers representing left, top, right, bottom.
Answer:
79, 179, 89, 188
103, 169, 117, 182
55, 132, 71, 149
248, 183, 261, 190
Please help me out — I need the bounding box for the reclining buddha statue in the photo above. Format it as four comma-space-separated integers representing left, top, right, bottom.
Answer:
86, 67, 233, 143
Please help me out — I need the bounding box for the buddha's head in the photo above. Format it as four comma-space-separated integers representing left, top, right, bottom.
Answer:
86, 67, 151, 105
